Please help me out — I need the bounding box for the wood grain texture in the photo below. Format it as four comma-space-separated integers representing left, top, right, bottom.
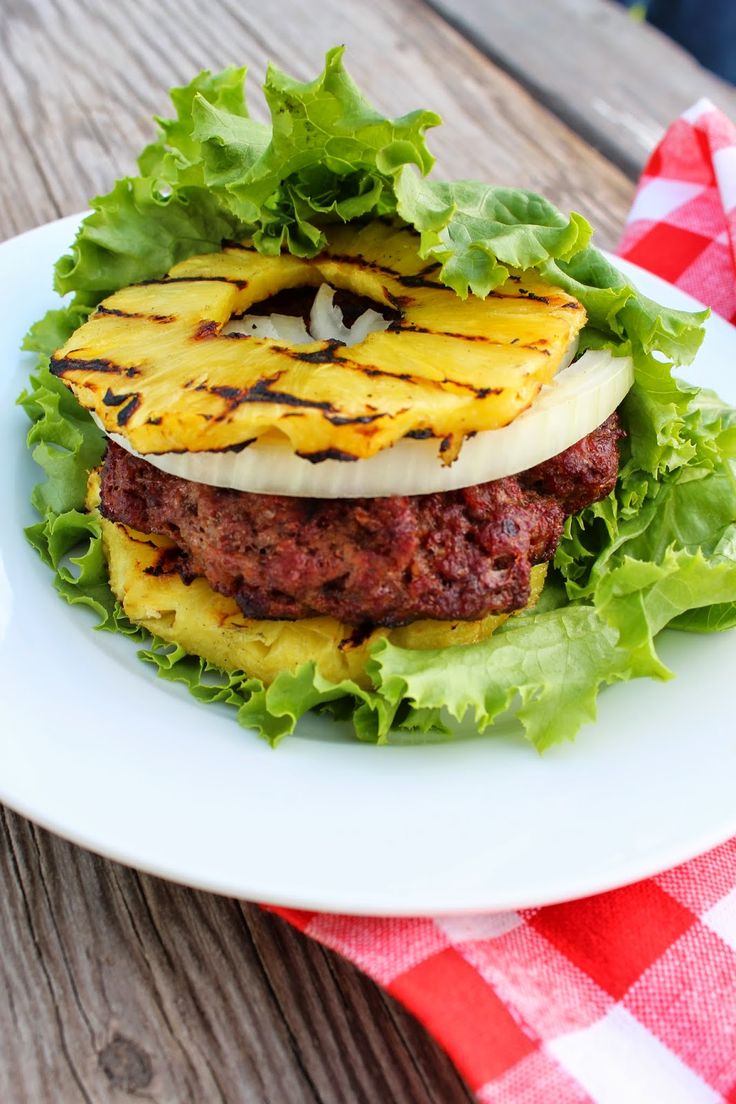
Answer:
0, 0, 639, 1100
428, 0, 736, 178
0, 0, 634, 245
1, 808, 473, 1103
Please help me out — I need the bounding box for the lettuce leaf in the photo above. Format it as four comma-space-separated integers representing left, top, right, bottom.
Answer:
138, 65, 257, 183
194, 46, 440, 255
372, 606, 627, 750
394, 172, 592, 297
17, 361, 106, 515
30, 48, 706, 368
594, 548, 736, 679
542, 247, 707, 366
16, 48, 736, 750
54, 178, 242, 298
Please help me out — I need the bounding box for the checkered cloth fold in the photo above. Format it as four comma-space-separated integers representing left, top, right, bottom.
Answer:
273, 100, 736, 1103
620, 98, 736, 324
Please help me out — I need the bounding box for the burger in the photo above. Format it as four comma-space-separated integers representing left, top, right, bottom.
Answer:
52, 221, 628, 683
20, 50, 736, 748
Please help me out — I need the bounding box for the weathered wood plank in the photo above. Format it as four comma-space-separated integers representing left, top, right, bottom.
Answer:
0, 0, 633, 246
428, 0, 736, 178
1, 809, 473, 1103
0, 0, 636, 1100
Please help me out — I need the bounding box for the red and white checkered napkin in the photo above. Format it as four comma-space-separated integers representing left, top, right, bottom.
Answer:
620, 98, 736, 323
270, 100, 736, 1103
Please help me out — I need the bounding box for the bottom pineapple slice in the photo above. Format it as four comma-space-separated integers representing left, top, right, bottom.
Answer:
90, 473, 548, 687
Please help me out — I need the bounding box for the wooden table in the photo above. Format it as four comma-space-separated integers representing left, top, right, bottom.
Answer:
2, 2, 734, 1100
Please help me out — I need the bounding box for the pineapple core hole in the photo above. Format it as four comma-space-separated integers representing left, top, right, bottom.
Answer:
222, 283, 399, 347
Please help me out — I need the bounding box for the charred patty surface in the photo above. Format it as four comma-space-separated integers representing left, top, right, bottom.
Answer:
99, 415, 621, 626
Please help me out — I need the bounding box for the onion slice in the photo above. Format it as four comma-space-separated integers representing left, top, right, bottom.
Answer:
101, 349, 634, 498
222, 284, 390, 347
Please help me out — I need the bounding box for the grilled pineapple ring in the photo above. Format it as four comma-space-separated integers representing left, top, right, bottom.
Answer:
53, 222, 586, 460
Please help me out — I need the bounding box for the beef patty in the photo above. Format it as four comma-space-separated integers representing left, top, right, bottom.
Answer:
99, 414, 622, 626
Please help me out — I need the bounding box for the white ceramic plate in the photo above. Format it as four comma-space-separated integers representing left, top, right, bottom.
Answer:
2, 214, 735, 916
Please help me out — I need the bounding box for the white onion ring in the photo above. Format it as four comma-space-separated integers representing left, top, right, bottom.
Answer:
221, 283, 390, 346
98, 349, 634, 498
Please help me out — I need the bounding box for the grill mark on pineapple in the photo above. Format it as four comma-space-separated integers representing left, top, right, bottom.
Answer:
398, 273, 446, 290
324, 252, 402, 279
99, 391, 141, 424
394, 323, 518, 345
144, 545, 192, 579
139, 275, 249, 290
95, 306, 176, 323
338, 622, 378, 649
516, 288, 550, 304
119, 530, 161, 551
193, 319, 220, 339
102, 388, 134, 407
116, 394, 141, 426
50, 355, 141, 378
196, 375, 338, 416
296, 448, 360, 463
487, 287, 549, 303
404, 427, 475, 444
325, 412, 384, 427
382, 287, 414, 311
271, 341, 500, 398
330, 357, 504, 398
193, 374, 391, 429
323, 252, 445, 290
274, 340, 344, 364
224, 437, 257, 452
486, 288, 578, 307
